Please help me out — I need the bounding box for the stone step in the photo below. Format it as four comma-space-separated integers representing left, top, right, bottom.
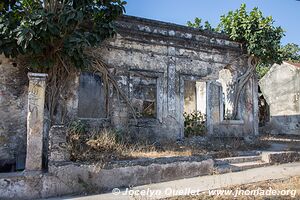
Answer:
215, 155, 262, 164
215, 160, 269, 174
236, 150, 261, 156
231, 160, 269, 170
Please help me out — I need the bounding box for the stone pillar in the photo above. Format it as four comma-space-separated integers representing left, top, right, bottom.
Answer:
167, 47, 177, 117
206, 81, 222, 135
25, 73, 47, 171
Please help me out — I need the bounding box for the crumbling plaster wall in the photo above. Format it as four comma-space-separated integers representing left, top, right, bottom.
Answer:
0, 15, 258, 166
0, 57, 79, 170
0, 55, 27, 166
90, 16, 257, 140
259, 62, 300, 135
215, 63, 259, 137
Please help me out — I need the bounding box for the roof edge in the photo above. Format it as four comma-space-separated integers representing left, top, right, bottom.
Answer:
283, 61, 300, 68
117, 15, 234, 41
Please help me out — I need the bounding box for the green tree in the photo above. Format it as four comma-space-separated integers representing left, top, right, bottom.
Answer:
256, 43, 300, 79
281, 43, 300, 62
189, 4, 287, 119
187, 17, 202, 29
0, 0, 126, 69
218, 4, 285, 119
187, 17, 215, 31
256, 64, 271, 79
219, 4, 285, 65
0, 0, 126, 123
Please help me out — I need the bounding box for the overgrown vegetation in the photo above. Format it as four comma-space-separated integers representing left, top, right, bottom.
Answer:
256, 43, 300, 79
66, 120, 268, 163
0, 0, 126, 69
188, 4, 298, 119
187, 17, 216, 32
0, 0, 133, 124
188, 5, 300, 81
218, 4, 285, 119
67, 120, 128, 162
67, 120, 183, 162
281, 43, 300, 62
218, 4, 285, 65
184, 111, 206, 137
67, 125, 195, 162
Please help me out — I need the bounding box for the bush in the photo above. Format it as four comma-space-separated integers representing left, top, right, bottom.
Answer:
184, 111, 206, 137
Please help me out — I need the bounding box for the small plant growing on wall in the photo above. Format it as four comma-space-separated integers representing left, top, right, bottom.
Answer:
184, 111, 206, 137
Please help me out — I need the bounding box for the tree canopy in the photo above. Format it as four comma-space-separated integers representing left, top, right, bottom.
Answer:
281, 43, 300, 62
188, 4, 288, 66
0, 0, 127, 123
0, 0, 126, 69
256, 43, 300, 79
187, 17, 214, 31
218, 3, 285, 65
188, 4, 293, 119
188, 3, 300, 81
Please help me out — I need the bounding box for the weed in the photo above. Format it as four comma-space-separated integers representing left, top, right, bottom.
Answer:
184, 111, 206, 137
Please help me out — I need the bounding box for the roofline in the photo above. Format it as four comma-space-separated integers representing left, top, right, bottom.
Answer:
117, 15, 234, 41
259, 62, 299, 85
114, 15, 242, 52
283, 61, 300, 69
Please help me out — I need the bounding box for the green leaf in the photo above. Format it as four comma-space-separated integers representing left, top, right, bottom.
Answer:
0, 0, 127, 70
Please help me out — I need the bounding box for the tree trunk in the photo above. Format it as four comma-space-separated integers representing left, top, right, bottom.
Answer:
231, 56, 258, 119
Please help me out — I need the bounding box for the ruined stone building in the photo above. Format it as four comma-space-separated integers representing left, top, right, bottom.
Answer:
0, 15, 259, 171
259, 62, 300, 135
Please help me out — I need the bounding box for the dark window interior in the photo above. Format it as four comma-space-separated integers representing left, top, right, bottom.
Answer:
78, 72, 106, 118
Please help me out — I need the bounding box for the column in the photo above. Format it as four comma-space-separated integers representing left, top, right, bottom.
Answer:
206, 81, 222, 135
25, 73, 47, 171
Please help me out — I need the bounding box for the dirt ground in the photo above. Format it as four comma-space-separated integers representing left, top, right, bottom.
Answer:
67, 122, 270, 164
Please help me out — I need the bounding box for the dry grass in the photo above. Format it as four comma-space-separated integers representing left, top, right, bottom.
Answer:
67, 120, 270, 164
67, 129, 267, 164
165, 176, 300, 200
67, 127, 194, 163
68, 128, 131, 162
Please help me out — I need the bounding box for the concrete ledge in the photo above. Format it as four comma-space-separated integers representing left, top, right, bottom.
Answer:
104, 155, 211, 169
262, 151, 300, 164
0, 171, 43, 200
2, 151, 300, 199
49, 159, 214, 192
0, 159, 214, 200
71, 162, 300, 200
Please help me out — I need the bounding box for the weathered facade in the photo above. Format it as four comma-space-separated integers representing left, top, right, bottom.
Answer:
259, 62, 300, 135
0, 15, 259, 171
0, 56, 27, 170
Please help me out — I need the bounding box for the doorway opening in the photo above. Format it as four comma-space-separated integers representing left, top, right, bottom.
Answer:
258, 86, 270, 127
183, 80, 207, 137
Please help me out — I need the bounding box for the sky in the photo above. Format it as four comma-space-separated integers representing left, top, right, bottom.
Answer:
125, 0, 300, 46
